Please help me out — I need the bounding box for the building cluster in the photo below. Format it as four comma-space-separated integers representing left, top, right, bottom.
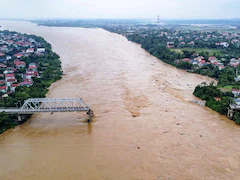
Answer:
0, 31, 46, 96
123, 27, 240, 48
163, 30, 240, 48
177, 55, 240, 70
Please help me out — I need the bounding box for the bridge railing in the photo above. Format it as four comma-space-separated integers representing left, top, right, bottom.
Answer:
0, 107, 20, 110
0, 98, 90, 113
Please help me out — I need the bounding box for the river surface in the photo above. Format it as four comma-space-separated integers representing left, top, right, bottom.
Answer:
0, 21, 240, 180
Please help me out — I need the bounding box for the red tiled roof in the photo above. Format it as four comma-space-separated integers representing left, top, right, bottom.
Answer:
11, 84, 19, 87
29, 65, 37, 69
20, 81, 32, 85
14, 53, 24, 57
182, 58, 191, 62
0, 86, 6, 90
208, 56, 217, 60
7, 78, 16, 82
14, 61, 26, 66
5, 74, 15, 77
232, 89, 240, 92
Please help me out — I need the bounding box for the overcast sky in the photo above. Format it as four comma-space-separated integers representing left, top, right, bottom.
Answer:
0, 0, 239, 20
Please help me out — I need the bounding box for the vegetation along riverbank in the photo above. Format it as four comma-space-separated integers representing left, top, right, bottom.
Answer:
34, 20, 240, 123
0, 30, 62, 133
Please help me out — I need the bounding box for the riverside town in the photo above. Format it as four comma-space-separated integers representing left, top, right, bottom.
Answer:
0, 30, 62, 133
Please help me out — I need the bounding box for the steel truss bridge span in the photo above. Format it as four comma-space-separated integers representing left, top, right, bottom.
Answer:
0, 98, 94, 122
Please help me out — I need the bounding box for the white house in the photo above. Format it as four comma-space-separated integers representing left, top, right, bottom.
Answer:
6, 56, 12, 60
232, 89, 240, 97
219, 42, 229, 48
0, 86, 7, 93
5, 74, 15, 81
10, 84, 19, 93
26, 48, 34, 53
6, 78, 17, 87
36, 48, 45, 53
14, 53, 24, 58
14, 61, 26, 69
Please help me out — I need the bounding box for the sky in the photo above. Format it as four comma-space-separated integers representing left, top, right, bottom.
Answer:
0, 0, 240, 20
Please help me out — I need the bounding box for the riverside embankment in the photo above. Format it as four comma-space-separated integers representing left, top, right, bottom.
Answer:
0, 20, 240, 180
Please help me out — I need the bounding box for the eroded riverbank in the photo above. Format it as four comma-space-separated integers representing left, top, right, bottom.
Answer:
0, 21, 240, 180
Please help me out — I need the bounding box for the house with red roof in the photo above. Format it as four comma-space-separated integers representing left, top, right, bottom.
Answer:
232, 89, 240, 97
208, 56, 217, 62
0, 86, 7, 93
19, 80, 33, 87
14, 61, 26, 69
188, 41, 195, 45
229, 58, 240, 67
6, 78, 17, 87
28, 63, 37, 70
14, 53, 24, 58
218, 66, 225, 70
26, 70, 39, 79
5, 74, 15, 81
182, 58, 191, 63
7, 40, 13, 45
26, 48, 34, 53
10, 84, 19, 93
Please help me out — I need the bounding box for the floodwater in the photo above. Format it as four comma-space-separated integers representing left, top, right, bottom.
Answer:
0, 21, 240, 180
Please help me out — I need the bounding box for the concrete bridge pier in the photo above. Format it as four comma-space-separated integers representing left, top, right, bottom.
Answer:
17, 114, 23, 122
227, 108, 234, 120
87, 109, 94, 123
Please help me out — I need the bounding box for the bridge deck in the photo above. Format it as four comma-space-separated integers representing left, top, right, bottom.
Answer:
0, 98, 90, 114
0, 107, 90, 114
229, 105, 240, 110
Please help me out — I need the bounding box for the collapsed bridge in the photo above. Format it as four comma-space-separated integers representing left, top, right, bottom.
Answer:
0, 98, 94, 122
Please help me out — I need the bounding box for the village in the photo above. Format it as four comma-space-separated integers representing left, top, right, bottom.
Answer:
165, 30, 240, 69
177, 55, 240, 70
0, 31, 46, 97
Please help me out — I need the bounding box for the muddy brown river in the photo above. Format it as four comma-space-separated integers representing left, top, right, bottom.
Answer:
0, 21, 240, 180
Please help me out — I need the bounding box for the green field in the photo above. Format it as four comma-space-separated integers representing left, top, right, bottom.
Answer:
220, 85, 240, 92
171, 48, 224, 57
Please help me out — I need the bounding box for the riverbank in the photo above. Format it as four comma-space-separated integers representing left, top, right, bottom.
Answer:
0, 21, 240, 180
105, 29, 239, 124
0, 30, 62, 134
